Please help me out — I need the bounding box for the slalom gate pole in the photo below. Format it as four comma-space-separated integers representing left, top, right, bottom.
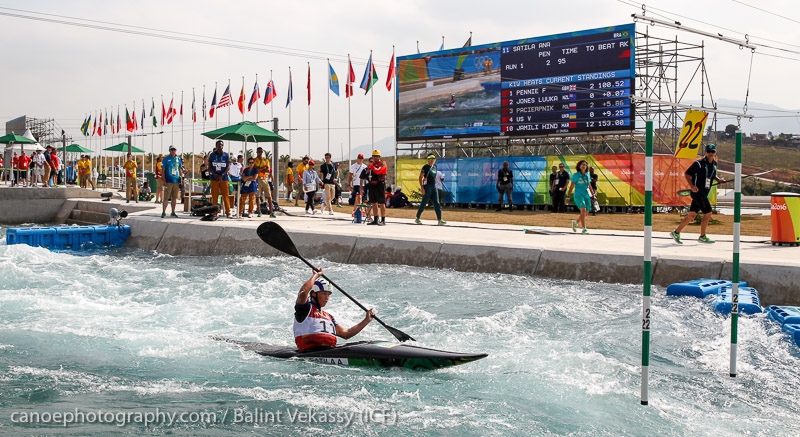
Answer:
641, 119, 653, 405
730, 131, 742, 377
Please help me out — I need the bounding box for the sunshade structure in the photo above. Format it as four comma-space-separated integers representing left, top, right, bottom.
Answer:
201, 121, 287, 143
0, 132, 37, 146
104, 142, 145, 153
66, 144, 93, 153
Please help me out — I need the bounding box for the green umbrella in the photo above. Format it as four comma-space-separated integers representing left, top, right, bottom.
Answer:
201, 121, 288, 143
0, 133, 37, 145
104, 142, 145, 153
66, 144, 93, 153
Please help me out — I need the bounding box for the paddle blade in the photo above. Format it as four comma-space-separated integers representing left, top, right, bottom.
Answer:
257, 222, 301, 258
385, 325, 415, 342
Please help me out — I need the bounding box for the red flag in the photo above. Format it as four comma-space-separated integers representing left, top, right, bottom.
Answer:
179, 97, 183, 123
166, 98, 176, 124
209, 88, 218, 118
126, 108, 134, 132
307, 65, 311, 105
237, 82, 245, 114
96, 112, 103, 136
161, 98, 166, 125
116, 110, 121, 134
386, 53, 396, 91
345, 59, 355, 98
133, 110, 139, 131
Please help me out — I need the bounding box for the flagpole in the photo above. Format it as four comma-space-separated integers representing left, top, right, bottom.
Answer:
255, 73, 259, 126
215, 82, 218, 129
192, 87, 196, 180
227, 78, 231, 126
203, 84, 207, 157
242, 76, 245, 123
391, 45, 397, 187
307, 61, 311, 157
288, 67, 292, 160
150, 99, 154, 174
180, 90, 184, 152
347, 54, 352, 167
370, 50, 375, 149
160, 95, 164, 158
327, 58, 330, 155
171, 92, 175, 146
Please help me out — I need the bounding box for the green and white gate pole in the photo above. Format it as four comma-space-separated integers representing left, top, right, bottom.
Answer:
641, 120, 653, 405
730, 131, 743, 377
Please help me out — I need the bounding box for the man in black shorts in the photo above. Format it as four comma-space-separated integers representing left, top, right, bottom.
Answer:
670, 143, 725, 244
360, 150, 388, 225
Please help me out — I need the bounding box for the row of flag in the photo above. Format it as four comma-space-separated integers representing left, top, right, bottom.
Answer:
79, 52, 397, 137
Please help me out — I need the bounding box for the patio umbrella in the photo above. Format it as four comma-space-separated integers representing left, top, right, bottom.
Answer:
201, 121, 287, 143
66, 144, 93, 153
104, 142, 145, 153
0, 132, 38, 146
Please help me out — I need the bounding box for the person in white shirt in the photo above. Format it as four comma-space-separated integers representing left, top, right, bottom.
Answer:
348, 153, 367, 214
31, 150, 46, 186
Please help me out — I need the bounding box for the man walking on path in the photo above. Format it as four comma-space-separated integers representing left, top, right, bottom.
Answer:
415, 154, 446, 226
160, 146, 185, 218
320, 153, 337, 215
670, 144, 725, 244
553, 163, 569, 213
294, 156, 309, 207
349, 153, 367, 214
209, 140, 232, 218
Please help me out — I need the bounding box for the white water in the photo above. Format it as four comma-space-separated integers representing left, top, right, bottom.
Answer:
1, 241, 799, 436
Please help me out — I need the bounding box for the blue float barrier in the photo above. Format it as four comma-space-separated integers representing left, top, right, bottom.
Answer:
5, 225, 131, 250
666, 278, 748, 298
782, 324, 800, 348
765, 306, 800, 326
713, 286, 762, 315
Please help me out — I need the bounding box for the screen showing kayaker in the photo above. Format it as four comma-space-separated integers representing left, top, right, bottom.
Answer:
294, 269, 375, 351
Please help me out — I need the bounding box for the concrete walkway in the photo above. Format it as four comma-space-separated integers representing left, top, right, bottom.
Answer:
110, 199, 800, 306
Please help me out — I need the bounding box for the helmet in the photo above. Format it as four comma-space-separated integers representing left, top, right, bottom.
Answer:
311, 280, 331, 293
394, 186, 402, 192
451, 93, 455, 97
372, 149, 381, 157
308, 159, 315, 165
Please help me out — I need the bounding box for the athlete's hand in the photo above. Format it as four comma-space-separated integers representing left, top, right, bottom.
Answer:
365, 309, 375, 322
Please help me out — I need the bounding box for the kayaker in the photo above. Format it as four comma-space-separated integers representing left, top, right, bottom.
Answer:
294, 269, 374, 351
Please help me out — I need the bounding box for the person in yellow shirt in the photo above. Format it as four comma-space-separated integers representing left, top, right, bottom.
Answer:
286, 161, 295, 202
294, 156, 309, 207
154, 155, 164, 204
77, 155, 90, 188
253, 147, 275, 218
123, 153, 139, 203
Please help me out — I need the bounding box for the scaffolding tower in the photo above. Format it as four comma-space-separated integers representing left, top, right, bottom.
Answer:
396, 26, 715, 159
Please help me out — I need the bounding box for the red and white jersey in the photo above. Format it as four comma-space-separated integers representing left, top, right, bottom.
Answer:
294, 303, 337, 351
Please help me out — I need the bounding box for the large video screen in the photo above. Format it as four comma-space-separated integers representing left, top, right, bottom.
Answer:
396, 23, 635, 142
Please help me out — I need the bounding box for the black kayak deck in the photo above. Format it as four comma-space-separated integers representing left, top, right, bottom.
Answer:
213, 337, 487, 370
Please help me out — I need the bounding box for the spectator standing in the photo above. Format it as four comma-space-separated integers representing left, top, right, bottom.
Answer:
11, 152, 19, 186
361, 150, 388, 225
42, 146, 53, 186
294, 156, 309, 207
496, 161, 514, 212
285, 161, 295, 202
253, 147, 274, 217
302, 160, 322, 214
160, 146, 185, 218
123, 153, 139, 203
319, 153, 337, 215
240, 158, 259, 218
90, 164, 97, 190
31, 149, 46, 186
553, 163, 569, 213
566, 159, 594, 234
549, 165, 558, 211
49, 149, 60, 186
208, 140, 232, 218
415, 154, 446, 226
154, 155, 164, 203
229, 154, 244, 216
589, 166, 599, 216
77, 155, 90, 188
18, 151, 30, 187
349, 153, 367, 213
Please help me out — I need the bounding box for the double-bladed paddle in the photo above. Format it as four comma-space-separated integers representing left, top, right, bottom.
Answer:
256, 221, 415, 342
676, 169, 774, 196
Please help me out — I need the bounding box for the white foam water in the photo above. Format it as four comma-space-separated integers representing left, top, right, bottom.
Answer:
1, 243, 799, 436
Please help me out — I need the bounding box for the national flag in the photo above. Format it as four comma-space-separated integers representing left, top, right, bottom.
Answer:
104, 111, 109, 135
386, 53, 396, 91
248, 80, 260, 111
133, 110, 139, 131
439, 41, 444, 51
166, 97, 177, 124
569, 102, 577, 109
463, 35, 472, 47
141, 100, 145, 128
80, 115, 89, 136
192, 90, 197, 122
161, 98, 166, 125
109, 112, 115, 133
328, 62, 339, 96
209, 88, 218, 118
218, 85, 233, 108
307, 64, 311, 105
569, 112, 577, 119
568, 84, 577, 91
126, 108, 134, 132
179, 95, 184, 123
345, 59, 355, 98
237, 82, 245, 114
150, 98, 157, 127
116, 109, 121, 134
263, 79, 277, 105
96, 112, 102, 136
286, 70, 293, 108
359, 53, 378, 94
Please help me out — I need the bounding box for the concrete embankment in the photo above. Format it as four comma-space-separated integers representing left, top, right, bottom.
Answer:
4, 190, 799, 306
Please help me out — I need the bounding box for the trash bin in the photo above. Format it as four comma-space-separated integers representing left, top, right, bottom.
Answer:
770, 192, 800, 246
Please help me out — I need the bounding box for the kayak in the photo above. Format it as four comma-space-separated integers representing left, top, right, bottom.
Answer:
214, 337, 487, 370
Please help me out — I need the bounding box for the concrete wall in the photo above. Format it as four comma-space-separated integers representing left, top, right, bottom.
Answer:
0, 187, 102, 224
123, 217, 800, 306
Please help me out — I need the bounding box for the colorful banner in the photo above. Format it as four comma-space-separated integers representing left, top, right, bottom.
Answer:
396, 154, 708, 207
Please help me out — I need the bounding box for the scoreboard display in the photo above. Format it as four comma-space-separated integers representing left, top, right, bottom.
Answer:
396, 24, 635, 142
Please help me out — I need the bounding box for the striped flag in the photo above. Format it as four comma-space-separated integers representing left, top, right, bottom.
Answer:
161, 97, 166, 125
166, 97, 176, 124
179, 94, 183, 123
209, 87, 218, 118
126, 107, 134, 132
141, 100, 145, 128
237, 82, 246, 114
286, 70, 293, 108
192, 90, 197, 122
218, 85, 233, 108
150, 98, 157, 127
360, 53, 378, 94
202, 89, 207, 120
248, 80, 260, 111
263, 80, 277, 105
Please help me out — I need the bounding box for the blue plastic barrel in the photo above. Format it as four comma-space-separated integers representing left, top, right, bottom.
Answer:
782, 324, 800, 348
765, 306, 800, 326
666, 278, 748, 298
713, 290, 762, 315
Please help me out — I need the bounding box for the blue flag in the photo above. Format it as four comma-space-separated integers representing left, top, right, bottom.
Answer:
328, 62, 340, 96
286, 69, 293, 108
